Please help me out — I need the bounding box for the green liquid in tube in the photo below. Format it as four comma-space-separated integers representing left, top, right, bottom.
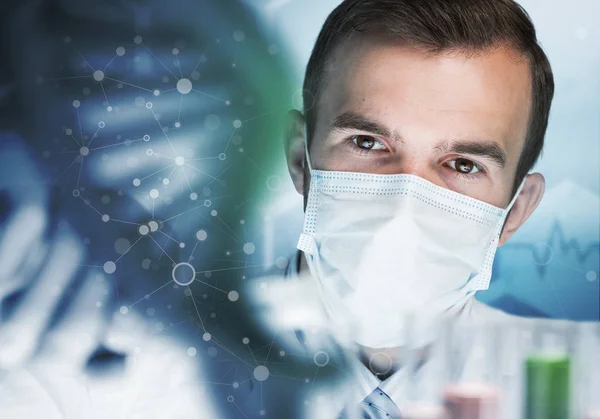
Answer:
525, 352, 570, 419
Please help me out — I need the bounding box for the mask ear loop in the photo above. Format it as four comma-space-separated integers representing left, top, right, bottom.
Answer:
304, 134, 313, 174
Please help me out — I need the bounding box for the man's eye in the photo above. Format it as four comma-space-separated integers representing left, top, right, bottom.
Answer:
352, 135, 386, 151
447, 158, 482, 174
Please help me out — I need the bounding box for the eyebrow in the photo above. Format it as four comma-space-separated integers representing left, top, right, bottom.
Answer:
330, 111, 507, 168
329, 112, 402, 144
440, 141, 507, 168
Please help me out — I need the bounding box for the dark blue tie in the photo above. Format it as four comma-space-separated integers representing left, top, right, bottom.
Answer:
339, 387, 402, 419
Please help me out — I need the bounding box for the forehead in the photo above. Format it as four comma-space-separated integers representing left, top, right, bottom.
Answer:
317, 36, 532, 159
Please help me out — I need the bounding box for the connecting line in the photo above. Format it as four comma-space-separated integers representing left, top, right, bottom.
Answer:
99, 82, 111, 108
78, 195, 102, 216
187, 286, 206, 332
53, 155, 81, 183
143, 44, 178, 79
104, 76, 154, 93
86, 126, 102, 148
103, 54, 118, 72
193, 279, 227, 294
141, 164, 174, 181
189, 43, 210, 78
89, 138, 146, 151
44, 75, 92, 81
214, 214, 243, 242
76, 107, 84, 145
76, 156, 84, 189
198, 212, 242, 243
148, 234, 176, 264
192, 89, 227, 103
187, 240, 199, 263
263, 332, 278, 366
194, 264, 267, 274
69, 134, 82, 147
175, 53, 183, 78
177, 93, 183, 122
223, 127, 236, 153
114, 235, 144, 263
156, 229, 181, 245
71, 46, 94, 72
232, 401, 249, 419
129, 279, 173, 308
149, 108, 177, 155
180, 166, 194, 193
110, 218, 142, 226
210, 335, 255, 369
184, 163, 224, 185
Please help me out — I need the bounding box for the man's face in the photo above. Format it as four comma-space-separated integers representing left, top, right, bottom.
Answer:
309, 37, 532, 209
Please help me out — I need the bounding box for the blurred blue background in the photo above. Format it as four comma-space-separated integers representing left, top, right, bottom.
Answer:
253, 0, 600, 321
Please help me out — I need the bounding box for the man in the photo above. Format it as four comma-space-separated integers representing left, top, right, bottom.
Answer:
275, 0, 555, 416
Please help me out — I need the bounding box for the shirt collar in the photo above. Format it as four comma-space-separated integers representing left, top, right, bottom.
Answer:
288, 249, 410, 408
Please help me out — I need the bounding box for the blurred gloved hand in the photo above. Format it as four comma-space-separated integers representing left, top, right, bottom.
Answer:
0, 135, 111, 375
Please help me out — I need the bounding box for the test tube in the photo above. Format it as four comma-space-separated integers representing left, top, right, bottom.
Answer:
402, 311, 450, 419
441, 315, 503, 419
573, 322, 600, 419
523, 319, 574, 419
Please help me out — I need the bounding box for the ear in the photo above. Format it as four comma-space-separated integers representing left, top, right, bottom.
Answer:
284, 109, 307, 196
498, 173, 545, 246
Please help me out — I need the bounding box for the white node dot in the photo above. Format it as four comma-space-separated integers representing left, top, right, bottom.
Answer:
176, 78, 193, 94
211, 210, 217, 216
103, 261, 116, 274
143, 134, 150, 141
233, 30, 245, 42
93, 70, 105, 81
149, 189, 159, 199
101, 214, 110, 222
72, 100, 81, 108
107, 106, 113, 112
275, 257, 289, 269
228, 290, 239, 302
232, 382, 239, 388
114, 238, 131, 255
148, 221, 159, 232
65, 128, 73, 135
196, 230, 207, 241
242, 337, 249, 345
120, 306, 129, 314
116, 46, 125, 56
187, 347, 197, 357
240, 219, 245, 224
233, 119, 242, 128
204, 114, 221, 131
175, 156, 185, 166
203, 332, 211, 341
153, 89, 160, 96
98, 121, 105, 128
133, 178, 141, 186
174, 121, 181, 128
190, 192, 198, 200
172, 48, 180, 55
145, 102, 153, 109
253, 365, 269, 382
586, 271, 598, 282
134, 35, 142, 44
243, 242, 255, 255
204, 199, 211, 207
80, 146, 89, 156
146, 149, 153, 156
225, 100, 231, 106
280, 351, 285, 356
162, 178, 170, 185
219, 153, 226, 160
172, 262, 196, 286
72, 189, 80, 197
138, 225, 150, 236
179, 242, 185, 249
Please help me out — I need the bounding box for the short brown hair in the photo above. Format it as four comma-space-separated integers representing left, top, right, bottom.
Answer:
303, 0, 554, 194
